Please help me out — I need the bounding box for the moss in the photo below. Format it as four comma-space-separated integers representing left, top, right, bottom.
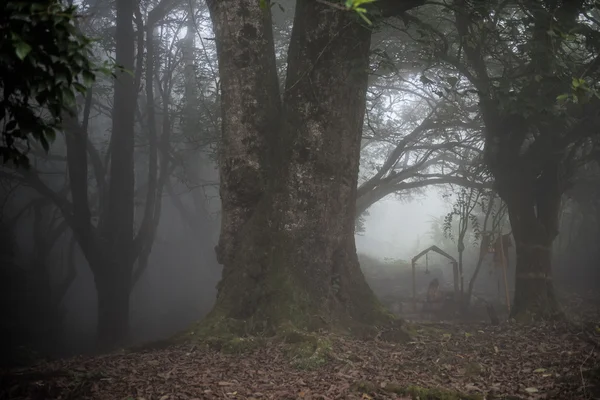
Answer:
279, 328, 333, 370
221, 336, 264, 354
179, 310, 246, 341
279, 323, 311, 343
352, 381, 483, 400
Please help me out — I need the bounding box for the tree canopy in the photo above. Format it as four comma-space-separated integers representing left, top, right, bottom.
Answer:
0, 0, 100, 167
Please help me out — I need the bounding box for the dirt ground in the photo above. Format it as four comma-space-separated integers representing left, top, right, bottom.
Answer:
2, 320, 599, 400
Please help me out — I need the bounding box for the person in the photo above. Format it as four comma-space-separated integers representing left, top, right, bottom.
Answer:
426, 278, 441, 303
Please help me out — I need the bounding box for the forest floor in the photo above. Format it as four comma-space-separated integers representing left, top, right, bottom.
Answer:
2, 320, 599, 400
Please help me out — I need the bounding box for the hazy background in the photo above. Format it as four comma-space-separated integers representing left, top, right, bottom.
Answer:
356, 188, 449, 260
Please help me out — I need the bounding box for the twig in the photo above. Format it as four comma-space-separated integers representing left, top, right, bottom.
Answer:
580, 345, 595, 398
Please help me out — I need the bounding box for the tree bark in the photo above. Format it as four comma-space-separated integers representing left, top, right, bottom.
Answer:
498, 165, 562, 320
95, 0, 136, 349
95, 266, 132, 348
203, 0, 412, 335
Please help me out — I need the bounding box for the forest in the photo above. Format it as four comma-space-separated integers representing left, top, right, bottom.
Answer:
1, 0, 599, 399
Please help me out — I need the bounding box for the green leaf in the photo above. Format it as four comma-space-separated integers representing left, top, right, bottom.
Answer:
556, 93, 569, 101
259, 0, 267, 10
73, 82, 87, 93
358, 11, 372, 25
347, 0, 377, 8
56, 72, 69, 85
14, 41, 32, 60
62, 87, 76, 105
571, 77, 585, 88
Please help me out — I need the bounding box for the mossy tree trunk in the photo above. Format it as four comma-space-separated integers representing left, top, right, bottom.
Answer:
496, 166, 562, 320
205, 0, 421, 334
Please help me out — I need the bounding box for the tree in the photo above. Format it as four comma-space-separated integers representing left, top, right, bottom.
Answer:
443, 187, 483, 296
0, 0, 180, 349
60, 0, 179, 348
0, 0, 99, 167
448, 190, 509, 310
167, 2, 221, 247
453, 0, 600, 320
402, 0, 600, 320
198, 0, 425, 336
356, 43, 490, 216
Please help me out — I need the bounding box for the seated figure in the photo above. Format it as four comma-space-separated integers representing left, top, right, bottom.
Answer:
426, 278, 442, 303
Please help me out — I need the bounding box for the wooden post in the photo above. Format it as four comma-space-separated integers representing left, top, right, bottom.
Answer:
412, 260, 416, 312
452, 261, 460, 303
499, 234, 511, 313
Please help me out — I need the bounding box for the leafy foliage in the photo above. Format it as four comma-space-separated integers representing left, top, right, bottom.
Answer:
274, 0, 378, 25
344, 0, 377, 25
443, 188, 482, 247
442, 188, 508, 251
0, 0, 99, 167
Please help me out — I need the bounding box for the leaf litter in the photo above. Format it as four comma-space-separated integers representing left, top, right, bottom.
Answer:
1, 321, 598, 400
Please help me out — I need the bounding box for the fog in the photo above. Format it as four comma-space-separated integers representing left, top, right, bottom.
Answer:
356, 188, 450, 260
1, 4, 599, 399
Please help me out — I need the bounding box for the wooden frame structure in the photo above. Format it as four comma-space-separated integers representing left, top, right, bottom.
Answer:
411, 245, 459, 311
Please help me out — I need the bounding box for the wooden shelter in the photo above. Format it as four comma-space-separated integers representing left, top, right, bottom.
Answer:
411, 245, 459, 311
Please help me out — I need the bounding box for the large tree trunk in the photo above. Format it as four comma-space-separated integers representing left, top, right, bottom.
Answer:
94, 264, 132, 349
496, 164, 562, 321
97, 0, 136, 348
204, 0, 395, 335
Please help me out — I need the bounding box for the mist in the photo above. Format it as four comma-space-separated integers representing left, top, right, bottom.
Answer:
1, 0, 599, 399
